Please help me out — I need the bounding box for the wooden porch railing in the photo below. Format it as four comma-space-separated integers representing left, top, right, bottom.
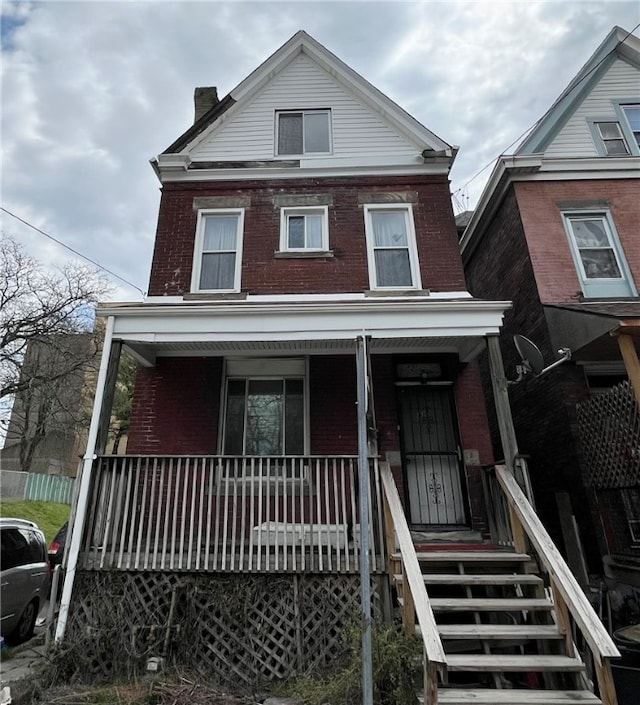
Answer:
486, 465, 621, 705
80, 455, 384, 573
379, 462, 447, 705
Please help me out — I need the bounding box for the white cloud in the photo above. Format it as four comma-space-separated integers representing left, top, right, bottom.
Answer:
1, 0, 638, 294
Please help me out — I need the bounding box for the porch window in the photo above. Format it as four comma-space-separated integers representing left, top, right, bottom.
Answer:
223, 377, 305, 455
280, 206, 328, 251
363, 205, 421, 289
562, 211, 636, 298
276, 110, 331, 155
192, 209, 244, 292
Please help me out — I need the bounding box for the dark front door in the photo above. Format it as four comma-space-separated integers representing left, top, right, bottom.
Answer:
398, 385, 468, 527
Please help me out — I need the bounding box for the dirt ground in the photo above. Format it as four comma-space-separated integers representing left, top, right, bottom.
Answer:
28, 678, 254, 705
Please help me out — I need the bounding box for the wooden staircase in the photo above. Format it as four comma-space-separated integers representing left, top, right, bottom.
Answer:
392, 548, 602, 704
379, 463, 620, 705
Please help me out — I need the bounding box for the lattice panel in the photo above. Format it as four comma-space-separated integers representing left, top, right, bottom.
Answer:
299, 575, 366, 671
577, 380, 640, 489
64, 571, 382, 685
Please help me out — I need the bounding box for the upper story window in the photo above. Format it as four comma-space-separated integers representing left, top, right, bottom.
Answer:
595, 122, 629, 155
591, 101, 640, 156
621, 103, 640, 149
192, 209, 244, 292
562, 211, 636, 298
280, 206, 329, 252
363, 204, 422, 290
276, 110, 331, 155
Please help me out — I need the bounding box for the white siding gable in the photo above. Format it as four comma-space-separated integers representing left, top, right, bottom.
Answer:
190, 54, 422, 166
544, 58, 640, 157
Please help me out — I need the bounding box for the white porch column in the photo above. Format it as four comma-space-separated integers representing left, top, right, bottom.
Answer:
55, 316, 116, 642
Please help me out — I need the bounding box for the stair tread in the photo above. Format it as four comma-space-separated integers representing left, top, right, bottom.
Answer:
433, 689, 601, 704
430, 597, 553, 611
395, 573, 543, 585
437, 624, 563, 639
392, 551, 532, 562
447, 655, 586, 672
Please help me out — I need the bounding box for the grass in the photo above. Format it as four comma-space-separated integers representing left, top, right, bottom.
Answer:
0, 499, 70, 544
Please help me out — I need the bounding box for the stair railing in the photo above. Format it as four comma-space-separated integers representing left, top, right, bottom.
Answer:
493, 464, 621, 705
379, 462, 447, 705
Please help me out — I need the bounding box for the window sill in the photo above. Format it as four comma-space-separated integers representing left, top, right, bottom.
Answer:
274, 250, 334, 259
184, 292, 247, 301
578, 294, 639, 302
365, 288, 430, 297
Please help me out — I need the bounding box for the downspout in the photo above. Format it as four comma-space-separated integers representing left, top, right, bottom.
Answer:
55, 315, 115, 642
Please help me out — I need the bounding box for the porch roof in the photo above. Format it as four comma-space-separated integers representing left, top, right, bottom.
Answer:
98, 295, 510, 366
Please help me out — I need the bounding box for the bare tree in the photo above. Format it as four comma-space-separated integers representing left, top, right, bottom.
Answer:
0, 234, 111, 472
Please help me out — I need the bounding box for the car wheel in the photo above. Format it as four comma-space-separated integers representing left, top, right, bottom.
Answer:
6, 599, 38, 646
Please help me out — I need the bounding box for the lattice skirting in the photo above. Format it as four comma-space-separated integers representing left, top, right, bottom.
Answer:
64, 571, 384, 684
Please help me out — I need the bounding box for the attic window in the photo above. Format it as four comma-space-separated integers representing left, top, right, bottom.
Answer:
621, 104, 640, 149
595, 122, 629, 156
276, 110, 331, 155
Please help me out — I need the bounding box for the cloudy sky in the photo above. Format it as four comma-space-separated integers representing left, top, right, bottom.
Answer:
1, 0, 639, 301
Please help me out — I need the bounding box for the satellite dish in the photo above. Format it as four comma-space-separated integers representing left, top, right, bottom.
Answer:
511, 334, 571, 384
513, 335, 545, 376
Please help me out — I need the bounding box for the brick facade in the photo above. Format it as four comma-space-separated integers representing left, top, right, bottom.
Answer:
514, 179, 639, 305
148, 175, 466, 296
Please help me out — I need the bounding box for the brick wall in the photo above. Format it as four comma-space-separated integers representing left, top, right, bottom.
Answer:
515, 179, 639, 304
464, 185, 603, 570
127, 358, 223, 454
148, 175, 466, 296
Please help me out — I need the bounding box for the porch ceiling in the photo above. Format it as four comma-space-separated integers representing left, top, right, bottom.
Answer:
99, 297, 510, 366
122, 335, 489, 366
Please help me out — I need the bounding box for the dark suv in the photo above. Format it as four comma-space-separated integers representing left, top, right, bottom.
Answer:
0, 518, 50, 645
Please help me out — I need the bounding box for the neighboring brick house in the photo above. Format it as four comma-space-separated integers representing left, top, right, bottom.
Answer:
461, 27, 640, 608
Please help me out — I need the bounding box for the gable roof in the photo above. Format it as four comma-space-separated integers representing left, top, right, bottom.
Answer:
460, 26, 640, 261
517, 26, 640, 155
162, 30, 452, 157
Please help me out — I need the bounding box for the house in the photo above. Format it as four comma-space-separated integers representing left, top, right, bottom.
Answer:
54, 31, 619, 703
461, 26, 640, 632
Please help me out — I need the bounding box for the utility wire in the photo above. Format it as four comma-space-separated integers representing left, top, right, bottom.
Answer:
452, 23, 640, 198
1, 206, 147, 298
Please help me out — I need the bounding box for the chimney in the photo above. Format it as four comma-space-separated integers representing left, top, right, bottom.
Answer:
194, 87, 219, 122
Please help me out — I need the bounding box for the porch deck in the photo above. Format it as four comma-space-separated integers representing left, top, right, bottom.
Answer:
78, 454, 385, 573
